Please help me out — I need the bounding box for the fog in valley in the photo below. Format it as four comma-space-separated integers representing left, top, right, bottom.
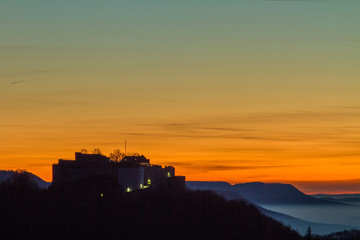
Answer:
261, 204, 360, 228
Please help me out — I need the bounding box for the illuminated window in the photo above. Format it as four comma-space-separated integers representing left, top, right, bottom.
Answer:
167, 172, 171, 177
147, 179, 151, 185
140, 184, 143, 189
100, 193, 104, 197
126, 188, 131, 192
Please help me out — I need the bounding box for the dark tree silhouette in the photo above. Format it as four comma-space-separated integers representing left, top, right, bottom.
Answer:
305, 227, 313, 240
3, 169, 39, 191
126, 152, 140, 157
109, 149, 125, 162
80, 148, 89, 154
92, 148, 102, 154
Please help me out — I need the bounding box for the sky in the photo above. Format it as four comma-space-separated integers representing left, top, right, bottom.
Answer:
1, 0, 359, 194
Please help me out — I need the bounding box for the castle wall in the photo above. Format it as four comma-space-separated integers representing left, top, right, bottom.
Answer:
117, 168, 144, 191
52, 153, 177, 192
143, 166, 175, 186
52, 165, 117, 184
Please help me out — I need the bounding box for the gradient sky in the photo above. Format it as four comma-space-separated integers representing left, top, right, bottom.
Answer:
1, 0, 359, 194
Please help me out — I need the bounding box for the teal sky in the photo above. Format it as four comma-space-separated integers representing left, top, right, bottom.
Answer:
1, 0, 359, 112
1, 0, 360, 193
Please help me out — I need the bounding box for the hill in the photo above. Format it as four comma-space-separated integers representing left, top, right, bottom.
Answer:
187, 181, 341, 205
0, 170, 51, 189
232, 182, 339, 205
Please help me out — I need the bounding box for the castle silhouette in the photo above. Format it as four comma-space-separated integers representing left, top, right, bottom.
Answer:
52, 152, 185, 192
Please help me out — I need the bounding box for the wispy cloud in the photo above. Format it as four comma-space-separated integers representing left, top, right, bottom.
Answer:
10, 80, 26, 85
164, 160, 291, 172
138, 108, 360, 145
201, 165, 288, 171
26, 163, 52, 167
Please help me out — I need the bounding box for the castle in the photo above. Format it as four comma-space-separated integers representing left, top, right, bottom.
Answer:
52, 152, 185, 192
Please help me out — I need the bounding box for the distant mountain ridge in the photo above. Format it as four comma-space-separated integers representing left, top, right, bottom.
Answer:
0, 170, 51, 189
313, 194, 360, 205
313, 194, 360, 199
187, 181, 341, 205
232, 182, 340, 205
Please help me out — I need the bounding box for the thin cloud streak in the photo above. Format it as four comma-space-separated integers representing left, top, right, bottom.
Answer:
132, 114, 359, 144
10, 80, 26, 85
201, 165, 288, 171
26, 163, 52, 167
164, 160, 292, 172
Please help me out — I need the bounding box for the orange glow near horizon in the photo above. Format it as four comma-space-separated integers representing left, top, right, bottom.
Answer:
1, 91, 360, 195
1, 0, 359, 195
1, 106, 360, 195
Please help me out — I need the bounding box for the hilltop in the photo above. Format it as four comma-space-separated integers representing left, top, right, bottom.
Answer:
0, 170, 51, 189
187, 181, 342, 205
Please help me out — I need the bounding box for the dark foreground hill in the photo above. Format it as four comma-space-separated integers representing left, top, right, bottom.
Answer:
0, 170, 51, 189
0, 172, 301, 240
